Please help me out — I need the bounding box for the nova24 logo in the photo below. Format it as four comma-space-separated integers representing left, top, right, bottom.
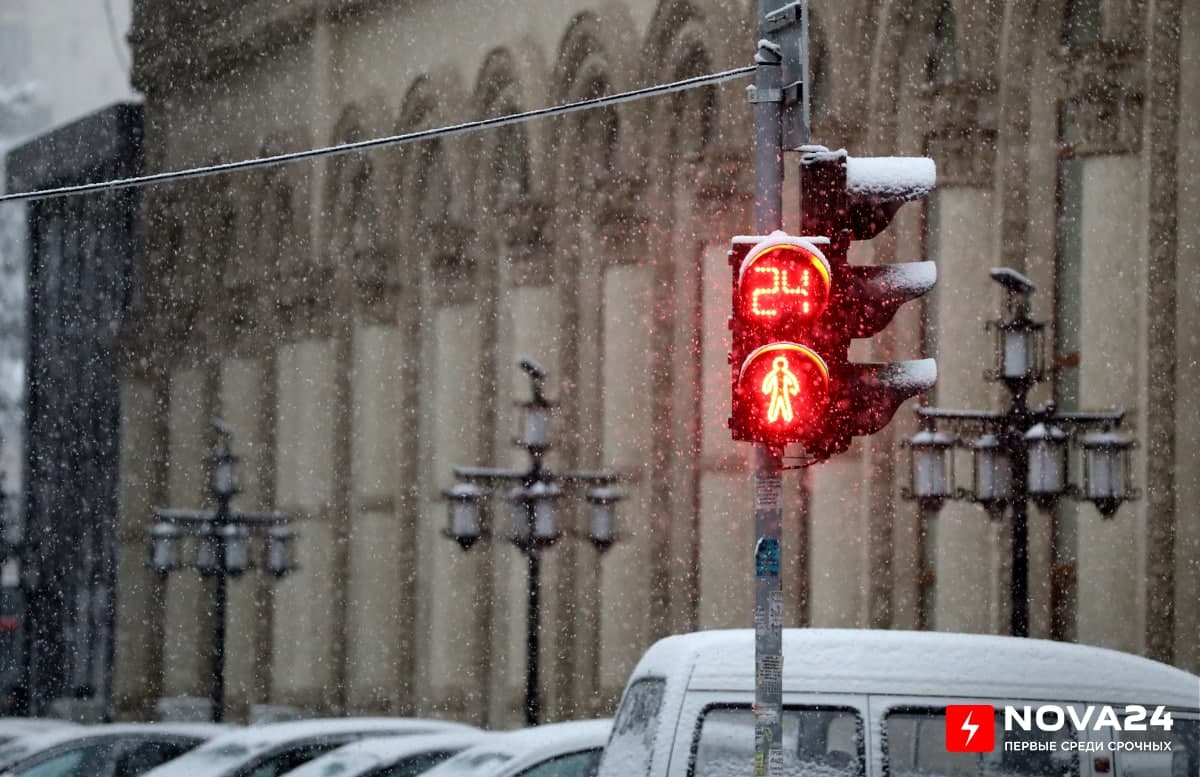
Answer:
945, 704, 1174, 753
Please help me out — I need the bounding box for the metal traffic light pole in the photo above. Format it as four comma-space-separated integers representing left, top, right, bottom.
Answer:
749, 3, 802, 775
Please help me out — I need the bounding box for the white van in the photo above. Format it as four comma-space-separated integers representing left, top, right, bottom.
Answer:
594, 629, 1199, 777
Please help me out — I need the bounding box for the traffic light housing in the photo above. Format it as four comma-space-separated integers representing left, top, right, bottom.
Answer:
728, 146, 937, 460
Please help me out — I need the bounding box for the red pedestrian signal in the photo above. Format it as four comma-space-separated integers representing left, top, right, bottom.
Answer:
734, 343, 829, 444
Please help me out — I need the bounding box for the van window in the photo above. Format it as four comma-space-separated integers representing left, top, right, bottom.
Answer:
885, 709, 1079, 777
1115, 717, 1197, 777
601, 678, 665, 777
690, 705, 864, 777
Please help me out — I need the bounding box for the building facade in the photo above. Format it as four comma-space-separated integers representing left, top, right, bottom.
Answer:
114, 0, 1200, 725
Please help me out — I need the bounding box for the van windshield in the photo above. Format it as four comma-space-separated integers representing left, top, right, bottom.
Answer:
885, 709, 1079, 777
691, 706, 864, 777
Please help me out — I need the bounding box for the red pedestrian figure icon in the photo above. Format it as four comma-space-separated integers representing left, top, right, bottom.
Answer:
761, 356, 800, 423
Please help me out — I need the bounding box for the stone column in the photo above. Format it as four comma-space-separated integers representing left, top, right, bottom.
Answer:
1073, 156, 1147, 654
160, 368, 214, 702
597, 262, 652, 702
418, 305, 488, 720
697, 240, 754, 630
217, 357, 270, 720
112, 376, 167, 720
271, 340, 339, 710
926, 188, 1003, 635
1173, 0, 1200, 675
345, 324, 405, 712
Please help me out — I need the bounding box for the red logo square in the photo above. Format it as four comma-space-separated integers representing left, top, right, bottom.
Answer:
945, 705, 996, 752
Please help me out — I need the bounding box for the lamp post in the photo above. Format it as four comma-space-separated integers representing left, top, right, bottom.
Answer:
147, 419, 296, 723
444, 359, 624, 726
903, 268, 1137, 637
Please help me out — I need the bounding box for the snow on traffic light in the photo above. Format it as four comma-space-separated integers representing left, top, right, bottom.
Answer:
728, 146, 939, 460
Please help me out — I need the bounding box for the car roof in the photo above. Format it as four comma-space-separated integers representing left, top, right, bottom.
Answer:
0, 722, 230, 770
0, 719, 82, 739
140, 717, 477, 777
284, 732, 494, 777
630, 628, 1200, 707
422, 720, 612, 777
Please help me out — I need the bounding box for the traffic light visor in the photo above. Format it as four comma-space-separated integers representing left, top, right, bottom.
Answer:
736, 236, 831, 323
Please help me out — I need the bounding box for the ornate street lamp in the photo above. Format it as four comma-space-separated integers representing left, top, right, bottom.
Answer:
904, 268, 1137, 638
148, 420, 296, 722
444, 358, 626, 725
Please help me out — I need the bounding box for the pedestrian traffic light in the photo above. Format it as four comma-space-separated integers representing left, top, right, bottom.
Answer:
728, 146, 938, 460
728, 234, 835, 445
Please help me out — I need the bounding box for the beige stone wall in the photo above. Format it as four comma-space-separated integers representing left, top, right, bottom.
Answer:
114, 0, 1200, 723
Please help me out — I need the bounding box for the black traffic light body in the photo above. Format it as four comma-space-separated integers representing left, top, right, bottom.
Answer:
728, 146, 938, 460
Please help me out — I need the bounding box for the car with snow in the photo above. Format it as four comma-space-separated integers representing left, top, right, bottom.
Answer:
0, 722, 228, 777
594, 628, 1200, 777
283, 731, 492, 777
0, 719, 81, 747
420, 719, 611, 777
139, 718, 479, 777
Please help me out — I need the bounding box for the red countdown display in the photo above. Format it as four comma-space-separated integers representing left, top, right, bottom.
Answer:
733, 343, 829, 443
736, 237, 831, 325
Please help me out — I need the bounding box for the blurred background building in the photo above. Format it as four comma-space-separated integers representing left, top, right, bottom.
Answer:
0, 0, 137, 718
4, 0, 1198, 726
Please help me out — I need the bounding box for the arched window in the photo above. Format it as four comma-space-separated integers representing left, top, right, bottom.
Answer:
1063, 0, 1101, 48
575, 73, 619, 195
672, 46, 716, 158
927, 0, 960, 84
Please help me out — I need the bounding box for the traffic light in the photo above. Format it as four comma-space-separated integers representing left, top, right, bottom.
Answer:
728, 145, 938, 460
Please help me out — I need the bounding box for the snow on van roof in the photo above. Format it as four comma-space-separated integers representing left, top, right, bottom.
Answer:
630, 629, 1199, 708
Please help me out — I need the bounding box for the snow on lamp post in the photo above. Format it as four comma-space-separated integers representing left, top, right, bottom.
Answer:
903, 268, 1136, 638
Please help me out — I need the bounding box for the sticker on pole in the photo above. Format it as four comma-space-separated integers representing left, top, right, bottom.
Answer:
755, 538, 780, 577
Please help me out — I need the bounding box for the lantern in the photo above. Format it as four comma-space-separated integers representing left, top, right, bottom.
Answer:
221, 523, 251, 575
1025, 423, 1067, 507
908, 428, 954, 510
585, 486, 623, 552
443, 481, 486, 550
148, 522, 181, 574
971, 433, 1011, 514
265, 525, 298, 577
1080, 430, 1135, 517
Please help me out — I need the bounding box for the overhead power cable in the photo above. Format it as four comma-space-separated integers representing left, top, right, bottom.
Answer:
1, 65, 755, 204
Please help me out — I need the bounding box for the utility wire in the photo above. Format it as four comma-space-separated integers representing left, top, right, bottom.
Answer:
1, 65, 755, 204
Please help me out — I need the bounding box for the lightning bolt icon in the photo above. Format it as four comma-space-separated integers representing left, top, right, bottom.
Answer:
961, 710, 979, 747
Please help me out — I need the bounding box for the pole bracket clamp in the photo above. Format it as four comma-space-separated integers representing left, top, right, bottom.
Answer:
747, 85, 784, 104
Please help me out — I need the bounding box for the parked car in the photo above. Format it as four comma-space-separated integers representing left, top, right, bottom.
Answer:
140, 718, 479, 777
0, 719, 81, 747
593, 628, 1200, 777
421, 719, 611, 777
284, 731, 493, 777
0, 722, 228, 777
